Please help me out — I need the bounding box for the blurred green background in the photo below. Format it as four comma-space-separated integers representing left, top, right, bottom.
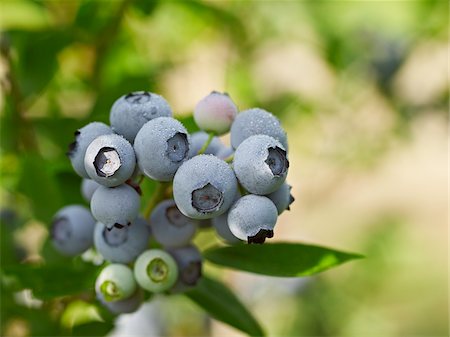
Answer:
0, 0, 448, 336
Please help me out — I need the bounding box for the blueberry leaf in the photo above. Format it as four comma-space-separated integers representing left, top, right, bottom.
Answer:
204, 242, 364, 277
1, 261, 98, 300
185, 275, 265, 337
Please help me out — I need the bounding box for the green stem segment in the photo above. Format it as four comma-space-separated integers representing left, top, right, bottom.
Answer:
144, 182, 170, 219
223, 154, 234, 163
197, 132, 215, 155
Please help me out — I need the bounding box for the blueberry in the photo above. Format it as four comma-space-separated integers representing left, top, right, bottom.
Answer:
134, 117, 190, 181
215, 145, 234, 160
67, 122, 113, 178
228, 195, 278, 244
51, 205, 95, 256
266, 182, 295, 215
81, 179, 101, 203
230, 108, 288, 150
194, 91, 238, 135
233, 135, 289, 195
212, 212, 240, 244
90, 184, 140, 229
150, 200, 197, 248
110, 91, 172, 143
167, 245, 202, 292
84, 134, 136, 187
173, 155, 238, 219
101, 288, 144, 314
95, 264, 137, 303
212, 190, 241, 243
134, 249, 179, 293
187, 131, 223, 158
94, 217, 150, 263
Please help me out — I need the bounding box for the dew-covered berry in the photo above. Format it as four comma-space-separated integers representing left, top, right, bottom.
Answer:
134, 249, 178, 293
84, 134, 136, 187
51, 205, 96, 256
90, 184, 140, 229
134, 117, 190, 181
230, 108, 288, 150
95, 264, 137, 303
81, 179, 101, 203
266, 182, 295, 215
150, 200, 197, 248
110, 91, 172, 143
67, 122, 113, 178
168, 245, 202, 292
233, 135, 289, 195
94, 217, 150, 263
194, 91, 238, 135
187, 131, 223, 158
228, 195, 278, 244
173, 155, 238, 219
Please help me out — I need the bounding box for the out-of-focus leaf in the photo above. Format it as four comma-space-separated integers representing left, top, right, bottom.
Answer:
132, 0, 159, 15
1, 261, 98, 300
71, 321, 114, 337
74, 0, 120, 39
0, 0, 50, 30
178, 1, 247, 45
204, 242, 364, 277
185, 275, 265, 337
17, 154, 63, 223
8, 30, 71, 97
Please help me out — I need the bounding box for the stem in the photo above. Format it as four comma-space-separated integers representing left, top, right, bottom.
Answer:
144, 182, 169, 219
197, 132, 215, 155
223, 154, 234, 163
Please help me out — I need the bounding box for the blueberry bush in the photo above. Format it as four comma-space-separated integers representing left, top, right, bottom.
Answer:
1, 1, 447, 336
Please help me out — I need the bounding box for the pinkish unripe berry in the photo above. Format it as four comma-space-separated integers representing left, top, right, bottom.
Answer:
194, 91, 238, 135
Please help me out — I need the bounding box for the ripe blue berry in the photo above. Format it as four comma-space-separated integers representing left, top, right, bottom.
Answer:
134, 249, 179, 293
173, 155, 238, 219
134, 117, 190, 181
194, 91, 238, 135
187, 131, 223, 158
233, 135, 289, 195
94, 217, 150, 263
67, 122, 113, 178
266, 182, 295, 214
212, 212, 240, 244
228, 195, 278, 244
51, 205, 95, 256
150, 200, 197, 248
84, 134, 136, 187
90, 184, 140, 229
230, 108, 288, 150
215, 145, 234, 160
168, 245, 202, 292
95, 264, 137, 302
110, 91, 172, 143
81, 179, 101, 203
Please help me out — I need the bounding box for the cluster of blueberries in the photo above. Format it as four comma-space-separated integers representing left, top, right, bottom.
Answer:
51, 91, 294, 313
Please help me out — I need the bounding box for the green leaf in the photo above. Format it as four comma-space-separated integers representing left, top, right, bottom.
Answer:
1, 261, 98, 300
17, 154, 63, 223
185, 275, 265, 337
71, 321, 114, 337
204, 242, 364, 277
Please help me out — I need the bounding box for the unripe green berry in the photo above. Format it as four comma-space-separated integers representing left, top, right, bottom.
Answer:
95, 264, 136, 302
134, 249, 178, 293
